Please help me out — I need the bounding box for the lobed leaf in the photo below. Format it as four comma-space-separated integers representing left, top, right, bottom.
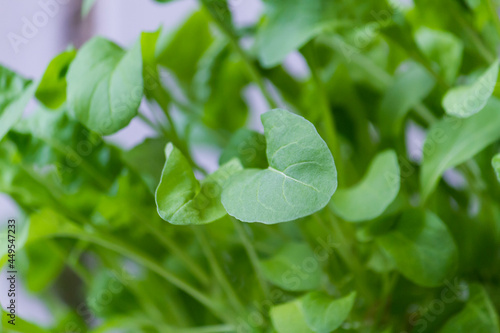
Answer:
221, 109, 337, 223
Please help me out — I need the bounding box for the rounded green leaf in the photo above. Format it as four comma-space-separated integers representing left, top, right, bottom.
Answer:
35, 48, 76, 109
155, 143, 242, 225
221, 109, 337, 223
260, 243, 322, 292
67, 37, 143, 135
300, 291, 356, 333
377, 209, 458, 287
331, 150, 400, 222
442, 60, 499, 118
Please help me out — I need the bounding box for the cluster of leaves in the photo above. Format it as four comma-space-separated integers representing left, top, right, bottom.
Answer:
2, 0, 500, 332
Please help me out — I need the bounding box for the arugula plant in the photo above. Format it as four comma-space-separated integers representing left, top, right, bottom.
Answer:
2, 0, 500, 332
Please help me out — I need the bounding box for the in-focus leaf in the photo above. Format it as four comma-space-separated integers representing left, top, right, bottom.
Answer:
36, 48, 76, 109
222, 109, 337, 223
331, 150, 400, 222
219, 128, 267, 169
67, 37, 143, 135
377, 209, 458, 287
260, 243, 321, 291
442, 60, 499, 118
155, 143, 242, 225
440, 284, 500, 333
421, 98, 500, 201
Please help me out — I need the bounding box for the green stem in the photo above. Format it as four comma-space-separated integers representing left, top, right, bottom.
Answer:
231, 217, 270, 299
55, 230, 232, 324
193, 227, 247, 316
144, 222, 211, 286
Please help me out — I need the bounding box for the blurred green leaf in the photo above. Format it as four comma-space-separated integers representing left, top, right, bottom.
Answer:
377, 209, 458, 287
440, 284, 500, 333
442, 60, 499, 118
67, 37, 143, 135
260, 242, 322, 292
421, 98, 500, 201
331, 150, 400, 222
36, 48, 76, 109
219, 128, 267, 168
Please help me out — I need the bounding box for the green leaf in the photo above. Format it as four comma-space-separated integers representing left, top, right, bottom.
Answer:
442, 60, 499, 118
219, 128, 267, 169
301, 291, 356, 333
260, 243, 321, 292
270, 300, 314, 333
331, 150, 400, 222
421, 98, 500, 201
35, 48, 76, 109
377, 209, 458, 287
196, 42, 250, 132
155, 143, 242, 225
122, 137, 167, 193
255, 0, 339, 68
440, 284, 500, 333
415, 27, 464, 84
222, 109, 337, 223
67, 37, 143, 135
0, 65, 35, 141
156, 10, 213, 86
270, 291, 356, 333
493, 154, 500, 182
378, 61, 435, 136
